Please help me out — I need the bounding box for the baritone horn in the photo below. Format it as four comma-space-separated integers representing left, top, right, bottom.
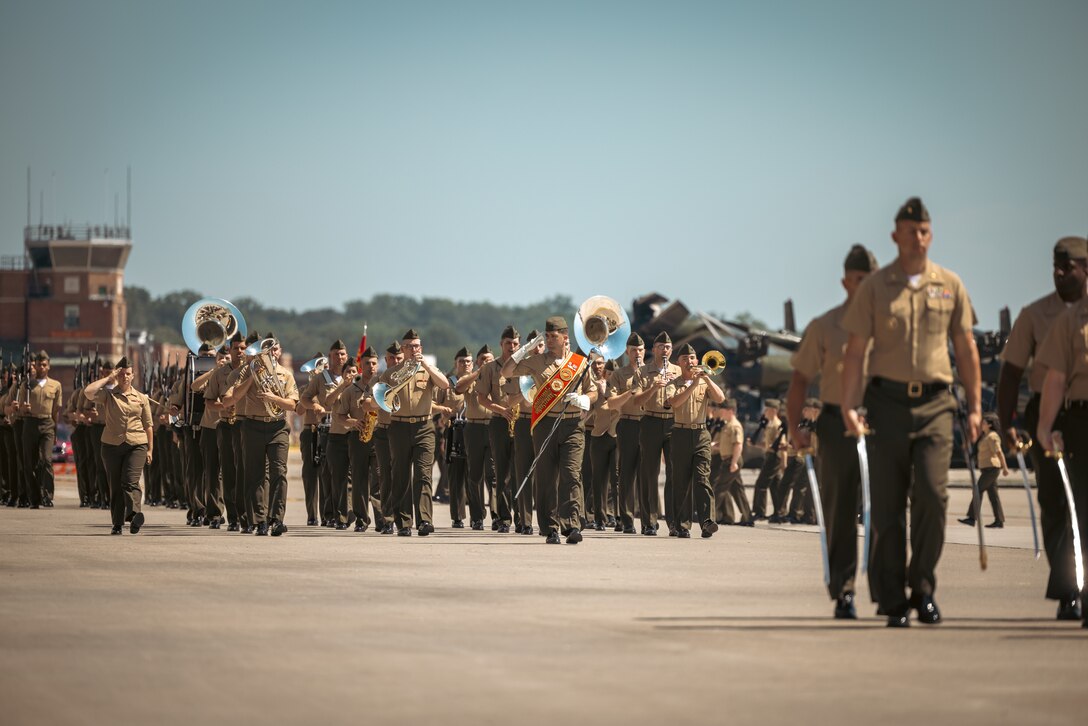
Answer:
300, 355, 328, 374
695, 350, 726, 376
181, 297, 247, 354
574, 295, 631, 361
371, 359, 422, 413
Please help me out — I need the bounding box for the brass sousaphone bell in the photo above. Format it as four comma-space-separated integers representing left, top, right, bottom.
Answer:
573, 295, 631, 362
182, 297, 247, 354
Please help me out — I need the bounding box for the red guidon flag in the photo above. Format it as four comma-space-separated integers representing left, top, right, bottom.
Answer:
530, 352, 587, 431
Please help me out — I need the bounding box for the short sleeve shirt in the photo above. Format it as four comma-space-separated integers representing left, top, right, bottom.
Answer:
791, 303, 866, 406
716, 417, 745, 459
1001, 291, 1069, 393
24, 378, 62, 419
609, 363, 644, 417
94, 386, 153, 445
635, 362, 682, 415
1036, 298, 1088, 400
976, 430, 1003, 469
379, 362, 436, 418
670, 376, 711, 425
510, 351, 593, 417
841, 259, 974, 384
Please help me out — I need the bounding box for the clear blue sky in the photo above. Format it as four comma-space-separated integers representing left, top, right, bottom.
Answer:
2, 0, 1086, 330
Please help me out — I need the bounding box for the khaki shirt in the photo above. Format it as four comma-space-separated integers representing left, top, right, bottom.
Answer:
842, 259, 974, 384
325, 379, 354, 434
233, 362, 299, 421
334, 378, 376, 430
1001, 291, 1070, 394
20, 377, 62, 419
792, 302, 867, 406
226, 364, 255, 418
0, 385, 13, 425
510, 351, 594, 418
609, 363, 644, 418
1036, 298, 1088, 400
202, 363, 237, 427
763, 418, 784, 451
379, 362, 437, 419
477, 357, 521, 414
670, 376, 711, 425
93, 386, 153, 446
66, 385, 84, 424
459, 376, 490, 422
300, 371, 342, 426
977, 430, 1003, 469
635, 361, 682, 415
715, 417, 745, 460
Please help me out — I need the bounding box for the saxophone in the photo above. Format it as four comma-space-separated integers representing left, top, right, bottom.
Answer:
509, 401, 519, 437
359, 411, 378, 443
226, 359, 245, 425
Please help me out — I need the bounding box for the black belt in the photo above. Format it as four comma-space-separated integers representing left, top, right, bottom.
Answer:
1067, 400, 1088, 410
871, 377, 950, 399
821, 403, 841, 415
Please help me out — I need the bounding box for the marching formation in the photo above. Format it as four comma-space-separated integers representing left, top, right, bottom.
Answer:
0, 197, 1086, 629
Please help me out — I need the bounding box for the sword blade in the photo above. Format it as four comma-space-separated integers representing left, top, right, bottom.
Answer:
1015, 451, 1041, 559
805, 453, 831, 587
1055, 457, 1085, 591
856, 434, 872, 575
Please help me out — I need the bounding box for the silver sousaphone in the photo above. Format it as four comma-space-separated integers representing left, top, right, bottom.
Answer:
574, 295, 631, 361
182, 297, 247, 354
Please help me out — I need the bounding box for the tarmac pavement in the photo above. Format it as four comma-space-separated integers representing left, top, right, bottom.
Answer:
0, 453, 1085, 725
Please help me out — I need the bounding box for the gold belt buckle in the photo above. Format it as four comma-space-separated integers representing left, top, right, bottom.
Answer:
907, 381, 923, 398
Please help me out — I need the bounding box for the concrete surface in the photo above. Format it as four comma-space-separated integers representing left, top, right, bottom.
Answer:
1, 453, 1085, 726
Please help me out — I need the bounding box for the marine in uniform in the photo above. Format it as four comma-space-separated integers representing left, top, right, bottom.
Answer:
750, 400, 786, 521
588, 357, 621, 530
437, 348, 472, 526
335, 347, 386, 532
374, 342, 405, 534
712, 398, 753, 526
997, 236, 1087, 619
378, 329, 450, 536
783, 399, 821, 524
630, 332, 680, 535
203, 333, 246, 530
322, 354, 359, 529
666, 343, 726, 537
454, 345, 500, 529
604, 334, 646, 534
959, 414, 1008, 528
841, 197, 981, 627
83, 358, 153, 535
1034, 285, 1088, 629
0, 366, 16, 505
221, 336, 299, 536
15, 351, 62, 508
297, 340, 350, 526
503, 316, 596, 544
787, 243, 878, 618
64, 375, 90, 506
508, 330, 543, 535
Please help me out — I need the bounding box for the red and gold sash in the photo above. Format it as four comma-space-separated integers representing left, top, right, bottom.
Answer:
530, 352, 587, 431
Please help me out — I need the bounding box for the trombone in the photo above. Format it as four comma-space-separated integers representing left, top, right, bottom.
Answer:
694, 350, 726, 376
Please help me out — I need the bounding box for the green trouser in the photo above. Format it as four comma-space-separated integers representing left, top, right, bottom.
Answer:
201, 424, 225, 520
1061, 406, 1088, 600
102, 442, 147, 529
217, 423, 240, 525
965, 468, 1004, 524
1024, 395, 1079, 600
447, 455, 468, 520
488, 417, 516, 526
752, 454, 782, 518
777, 457, 802, 517
815, 405, 860, 600
318, 428, 335, 523
464, 422, 493, 525
388, 419, 435, 530
232, 421, 249, 526
638, 416, 673, 530
348, 434, 383, 529
12, 420, 26, 503
22, 417, 54, 506
298, 427, 321, 522
180, 427, 203, 519
154, 427, 173, 504
785, 457, 811, 520
243, 419, 290, 526
581, 430, 593, 523
714, 455, 751, 524
373, 426, 393, 523
863, 383, 953, 615
0, 425, 17, 501
512, 416, 535, 529
327, 432, 351, 524
531, 416, 584, 535
72, 425, 91, 503
590, 433, 617, 525
615, 418, 640, 529
671, 427, 712, 532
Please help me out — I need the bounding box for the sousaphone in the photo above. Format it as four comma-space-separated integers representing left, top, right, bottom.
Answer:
573, 295, 631, 361
181, 297, 247, 354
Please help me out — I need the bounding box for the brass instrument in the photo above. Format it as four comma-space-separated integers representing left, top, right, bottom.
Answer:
248, 337, 286, 417
695, 350, 726, 376
300, 355, 328, 375
509, 402, 519, 437
359, 410, 378, 443
182, 297, 247, 353
573, 295, 632, 361
372, 359, 422, 413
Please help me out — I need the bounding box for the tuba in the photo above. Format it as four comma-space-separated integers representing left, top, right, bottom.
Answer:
371, 359, 422, 414
300, 356, 328, 375
182, 298, 247, 353
573, 295, 631, 361
246, 337, 286, 417
695, 350, 726, 376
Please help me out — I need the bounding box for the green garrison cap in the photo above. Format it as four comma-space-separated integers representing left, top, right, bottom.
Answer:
844, 244, 878, 272
895, 197, 930, 223
1054, 236, 1088, 261
545, 316, 567, 332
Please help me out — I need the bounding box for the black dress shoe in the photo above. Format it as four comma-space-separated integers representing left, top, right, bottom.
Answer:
614, 522, 624, 532
767, 514, 782, 524
227, 523, 240, 532
418, 521, 434, 536
739, 521, 755, 527
701, 520, 718, 538
914, 595, 941, 625
381, 523, 394, 535
623, 526, 637, 534
497, 523, 511, 533
566, 528, 583, 544
668, 527, 679, 537
335, 522, 348, 530
958, 517, 975, 527
605, 516, 617, 528
471, 520, 484, 531
452, 520, 464, 529
491, 520, 500, 531
643, 527, 657, 536
80, 500, 89, 508
1056, 595, 1082, 621
256, 522, 269, 536
985, 521, 1004, 529
677, 528, 691, 539
397, 527, 412, 537
241, 525, 254, 534
354, 522, 366, 533
271, 521, 287, 536
545, 530, 562, 544
886, 614, 910, 628
209, 518, 222, 529
130, 512, 145, 535
110, 526, 122, 535
306, 518, 317, 526
834, 593, 857, 620
522, 525, 534, 535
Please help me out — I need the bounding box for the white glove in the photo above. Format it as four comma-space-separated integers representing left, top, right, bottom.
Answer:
511, 341, 534, 364
563, 392, 591, 411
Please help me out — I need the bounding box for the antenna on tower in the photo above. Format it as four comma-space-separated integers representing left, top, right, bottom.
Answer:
126, 166, 131, 230
39, 190, 43, 226
26, 167, 31, 227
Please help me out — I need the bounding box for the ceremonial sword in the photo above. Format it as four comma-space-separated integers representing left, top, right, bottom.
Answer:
854, 431, 872, 575
1013, 435, 1041, 559
1048, 433, 1085, 591
801, 447, 830, 587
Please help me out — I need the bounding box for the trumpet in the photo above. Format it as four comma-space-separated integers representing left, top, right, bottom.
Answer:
694, 350, 726, 376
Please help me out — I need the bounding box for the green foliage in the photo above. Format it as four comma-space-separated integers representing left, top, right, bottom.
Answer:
125, 286, 575, 366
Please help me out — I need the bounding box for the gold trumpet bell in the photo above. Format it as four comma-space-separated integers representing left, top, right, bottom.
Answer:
697, 350, 726, 376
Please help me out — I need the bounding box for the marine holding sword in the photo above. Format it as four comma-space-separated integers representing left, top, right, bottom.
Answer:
840, 197, 981, 628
